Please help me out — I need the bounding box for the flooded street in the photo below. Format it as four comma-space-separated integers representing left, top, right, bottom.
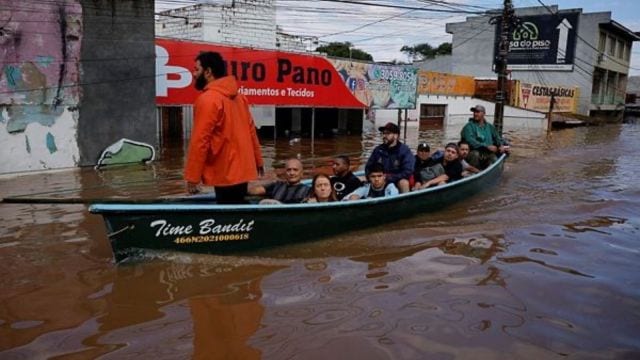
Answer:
1, 123, 639, 359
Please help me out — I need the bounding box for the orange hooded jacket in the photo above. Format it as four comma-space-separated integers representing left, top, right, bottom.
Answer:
184, 76, 264, 186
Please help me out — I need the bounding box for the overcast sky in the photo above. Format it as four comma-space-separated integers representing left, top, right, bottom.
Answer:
157, 0, 640, 75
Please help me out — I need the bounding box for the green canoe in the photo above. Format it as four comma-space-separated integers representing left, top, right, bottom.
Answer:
89, 154, 507, 262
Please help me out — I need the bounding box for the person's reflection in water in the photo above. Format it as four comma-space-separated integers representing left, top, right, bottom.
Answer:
189, 277, 264, 359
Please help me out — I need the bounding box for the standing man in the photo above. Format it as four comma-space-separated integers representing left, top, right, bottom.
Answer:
184, 51, 264, 204
365, 122, 415, 193
460, 105, 510, 169
330, 155, 362, 200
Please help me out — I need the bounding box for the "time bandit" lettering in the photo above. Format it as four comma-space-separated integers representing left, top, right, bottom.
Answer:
150, 218, 254, 238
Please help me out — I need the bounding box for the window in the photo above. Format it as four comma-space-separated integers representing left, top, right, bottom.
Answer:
419, 104, 446, 127
608, 36, 616, 56
617, 39, 624, 59
625, 43, 632, 61
598, 32, 606, 52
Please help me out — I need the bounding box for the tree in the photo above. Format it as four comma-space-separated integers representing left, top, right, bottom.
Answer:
316, 42, 373, 61
401, 42, 452, 60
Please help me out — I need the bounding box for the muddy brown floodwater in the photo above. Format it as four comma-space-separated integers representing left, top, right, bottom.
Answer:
1, 123, 639, 359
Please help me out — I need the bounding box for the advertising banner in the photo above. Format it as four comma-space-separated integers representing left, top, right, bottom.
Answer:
331, 59, 418, 109
155, 38, 365, 108
517, 82, 579, 113
417, 71, 475, 96
494, 12, 579, 71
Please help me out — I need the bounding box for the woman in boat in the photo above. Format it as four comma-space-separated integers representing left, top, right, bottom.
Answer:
304, 174, 338, 203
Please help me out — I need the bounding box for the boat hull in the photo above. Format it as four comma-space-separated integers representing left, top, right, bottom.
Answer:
90, 155, 506, 262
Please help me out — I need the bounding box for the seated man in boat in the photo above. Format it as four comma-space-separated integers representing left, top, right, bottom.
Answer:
304, 174, 338, 203
344, 163, 399, 200
457, 140, 480, 177
414, 143, 463, 189
249, 158, 310, 204
461, 105, 510, 169
330, 155, 363, 200
365, 122, 415, 193
412, 142, 444, 190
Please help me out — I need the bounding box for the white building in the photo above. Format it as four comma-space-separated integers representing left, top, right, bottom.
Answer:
422, 5, 639, 119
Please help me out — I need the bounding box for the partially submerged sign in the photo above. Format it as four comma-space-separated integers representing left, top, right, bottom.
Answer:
96, 139, 155, 169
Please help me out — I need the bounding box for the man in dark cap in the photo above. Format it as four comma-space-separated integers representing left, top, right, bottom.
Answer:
415, 142, 464, 189
460, 104, 509, 169
412, 142, 442, 190
365, 122, 415, 193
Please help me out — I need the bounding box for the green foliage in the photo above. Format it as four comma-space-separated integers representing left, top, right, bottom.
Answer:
316, 42, 374, 61
401, 42, 452, 60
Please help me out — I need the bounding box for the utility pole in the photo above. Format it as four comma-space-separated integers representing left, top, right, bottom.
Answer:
492, 0, 517, 136
547, 94, 556, 132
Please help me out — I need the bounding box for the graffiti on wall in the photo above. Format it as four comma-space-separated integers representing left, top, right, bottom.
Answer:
0, 1, 82, 172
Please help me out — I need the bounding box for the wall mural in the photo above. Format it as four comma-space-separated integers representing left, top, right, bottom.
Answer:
331, 59, 418, 109
0, 1, 82, 173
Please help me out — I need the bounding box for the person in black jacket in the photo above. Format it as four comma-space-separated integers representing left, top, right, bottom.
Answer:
330, 155, 363, 200
415, 143, 463, 189
365, 122, 415, 193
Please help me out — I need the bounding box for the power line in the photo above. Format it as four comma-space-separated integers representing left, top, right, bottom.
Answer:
313, 0, 484, 15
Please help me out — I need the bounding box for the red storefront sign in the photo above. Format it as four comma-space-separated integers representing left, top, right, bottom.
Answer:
156, 38, 365, 108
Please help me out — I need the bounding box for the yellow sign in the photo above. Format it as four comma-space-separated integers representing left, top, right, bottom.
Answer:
516, 82, 579, 113
417, 71, 475, 96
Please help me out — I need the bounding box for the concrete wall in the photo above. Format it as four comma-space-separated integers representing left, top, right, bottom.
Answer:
415, 55, 454, 74
0, 0, 156, 174
77, 0, 156, 166
0, 1, 83, 174
156, 1, 276, 49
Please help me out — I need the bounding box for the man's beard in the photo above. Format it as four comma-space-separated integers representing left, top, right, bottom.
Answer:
194, 73, 207, 91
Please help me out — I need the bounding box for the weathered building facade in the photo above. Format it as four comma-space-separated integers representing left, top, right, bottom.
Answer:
0, 0, 156, 174
423, 5, 638, 118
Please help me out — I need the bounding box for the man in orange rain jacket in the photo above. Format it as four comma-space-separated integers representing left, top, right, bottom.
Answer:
184, 51, 264, 204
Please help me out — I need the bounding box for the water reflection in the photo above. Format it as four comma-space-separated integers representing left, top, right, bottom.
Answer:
1, 124, 640, 358
244, 234, 517, 359
95, 261, 285, 359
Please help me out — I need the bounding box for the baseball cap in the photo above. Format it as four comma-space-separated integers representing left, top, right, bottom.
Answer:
417, 142, 430, 151
378, 122, 400, 134
470, 105, 486, 113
